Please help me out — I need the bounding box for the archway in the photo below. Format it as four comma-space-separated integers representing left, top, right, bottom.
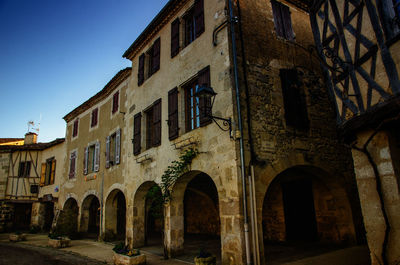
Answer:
57, 198, 78, 237
132, 181, 164, 253
262, 166, 357, 263
167, 171, 221, 262
105, 189, 126, 241
42, 202, 54, 231
80, 195, 100, 238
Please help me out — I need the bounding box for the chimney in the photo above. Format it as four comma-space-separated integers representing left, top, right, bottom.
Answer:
24, 132, 38, 144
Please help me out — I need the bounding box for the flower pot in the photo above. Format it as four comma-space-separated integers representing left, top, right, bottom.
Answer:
194, 256, 217, 265
113, 252, 146, 265
48, 238, 71, 248
9, 233, 27, 242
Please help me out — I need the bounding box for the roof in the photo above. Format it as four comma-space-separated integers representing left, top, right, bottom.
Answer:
123, 0, 189, 60
63, 68, 131, 122
0, 138, 24, 145
0, 138, 65, 152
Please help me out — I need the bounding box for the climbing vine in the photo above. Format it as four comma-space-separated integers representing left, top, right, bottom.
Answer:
159, 148, 198, 202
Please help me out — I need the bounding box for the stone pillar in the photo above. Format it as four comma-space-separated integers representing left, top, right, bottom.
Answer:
352, 130, 400, 265
30, 202, 41, 228
164, 201, 184, 257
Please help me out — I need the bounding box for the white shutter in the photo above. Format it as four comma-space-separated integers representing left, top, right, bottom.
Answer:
84, 147, 88, 175
94, 141, 100, 172
106, 136, 110, 168
115, 129, 121, 165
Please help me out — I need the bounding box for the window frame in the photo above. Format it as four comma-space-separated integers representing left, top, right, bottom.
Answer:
271, 0, 295, 41
72, 119, 79, 138
112, 91, 119, 114
137, 38, 161, 86
18, 161, 31, 177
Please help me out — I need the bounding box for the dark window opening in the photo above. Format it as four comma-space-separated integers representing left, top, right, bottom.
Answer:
280, 68, 309, 130
138, 38, 161, 86
171, 19, 180, 57
18, 161, 31, 177
73, 119, 79, 137
91, 108, 98, 127
112, 91, 119, 114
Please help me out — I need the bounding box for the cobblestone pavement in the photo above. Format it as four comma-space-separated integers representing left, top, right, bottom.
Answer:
0, 233, 191, 265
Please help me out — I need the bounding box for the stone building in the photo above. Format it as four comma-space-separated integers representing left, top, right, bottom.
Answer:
55, 0, 369, 264
292, 0, 400, 264
0, 133, 64, 231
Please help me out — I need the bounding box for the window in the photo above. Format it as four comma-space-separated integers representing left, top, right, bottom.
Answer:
69, 151, 76, 179
185, 66, 211, 132
183, 0, 205, 47
106, 129, 121, 168
40, 158, 56, 186
145, 99, 162, 149
18, 161, 31, 177
138, 38, 161, 86
271, 0, 294, 40
133, 113, 142, 155
84, 142, 100, 174
112, 91, 119, 114
168, 87, 179, 140
72, 119, 79, 138
280, 69, 309, 130
171, 18, 180, 58
91, 108, 98, 127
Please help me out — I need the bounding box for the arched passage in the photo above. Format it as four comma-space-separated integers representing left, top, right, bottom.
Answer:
80, 195, 100, 238
261, 166, 357, 263
132, 181, 163, 249
166, 171, 221, 262
57, 198, 79, 237
105, 189, 126, 241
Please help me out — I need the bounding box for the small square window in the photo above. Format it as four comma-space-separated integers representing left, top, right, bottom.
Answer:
18, 161, 31, 177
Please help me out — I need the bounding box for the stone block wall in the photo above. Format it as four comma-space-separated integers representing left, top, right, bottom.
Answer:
0, 201, 13, 232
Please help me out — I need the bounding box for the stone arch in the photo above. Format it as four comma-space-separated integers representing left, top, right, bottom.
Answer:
166, 170, 221, 259
105, 189, 126, 241
132, 181, 163, 248
62, 193, 79, 209
80, 194, 100, 236
57, 197, 79, 236
257, 163, 357, 264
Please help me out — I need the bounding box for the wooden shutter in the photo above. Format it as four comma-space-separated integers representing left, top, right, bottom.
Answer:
152, 99, 162, 146
115, 129, 121, 164
113, 91, 119, 113
40, 163, 46, 186
280, 2, 294, 40
152, 38, 161, 74
168, 87, 179, 140
138, 54, 145, 86
194, 0, 205, 37
94, 141, 100, 172
50, 160, 56, 185
198, 66, 212, 126
171, 19, 180, 58
134, 113, 142, 155
280, 69, 309, 129
69, 151, 76, 179
73, 119, 79, 137
106, 136, 110, 168
271, 0, 284, 39
84, 147, 88, 175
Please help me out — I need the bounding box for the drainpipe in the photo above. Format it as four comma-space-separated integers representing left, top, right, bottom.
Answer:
228, 0, 252, 264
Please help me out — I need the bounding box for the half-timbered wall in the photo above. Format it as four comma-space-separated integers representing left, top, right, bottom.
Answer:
310, 0, 400, 124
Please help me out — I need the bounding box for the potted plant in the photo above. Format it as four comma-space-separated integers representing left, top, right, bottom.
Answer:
47, 231, 71, 248
112, 242, 146, 265
194, 248, 216, 265
9, 231, 27, 242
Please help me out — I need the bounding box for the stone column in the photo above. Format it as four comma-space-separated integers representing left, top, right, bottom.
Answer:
164, 201, 184, 257
352, 130, 400, 265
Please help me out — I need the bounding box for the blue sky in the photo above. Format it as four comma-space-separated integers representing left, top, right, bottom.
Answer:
0, 0, 168, 142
